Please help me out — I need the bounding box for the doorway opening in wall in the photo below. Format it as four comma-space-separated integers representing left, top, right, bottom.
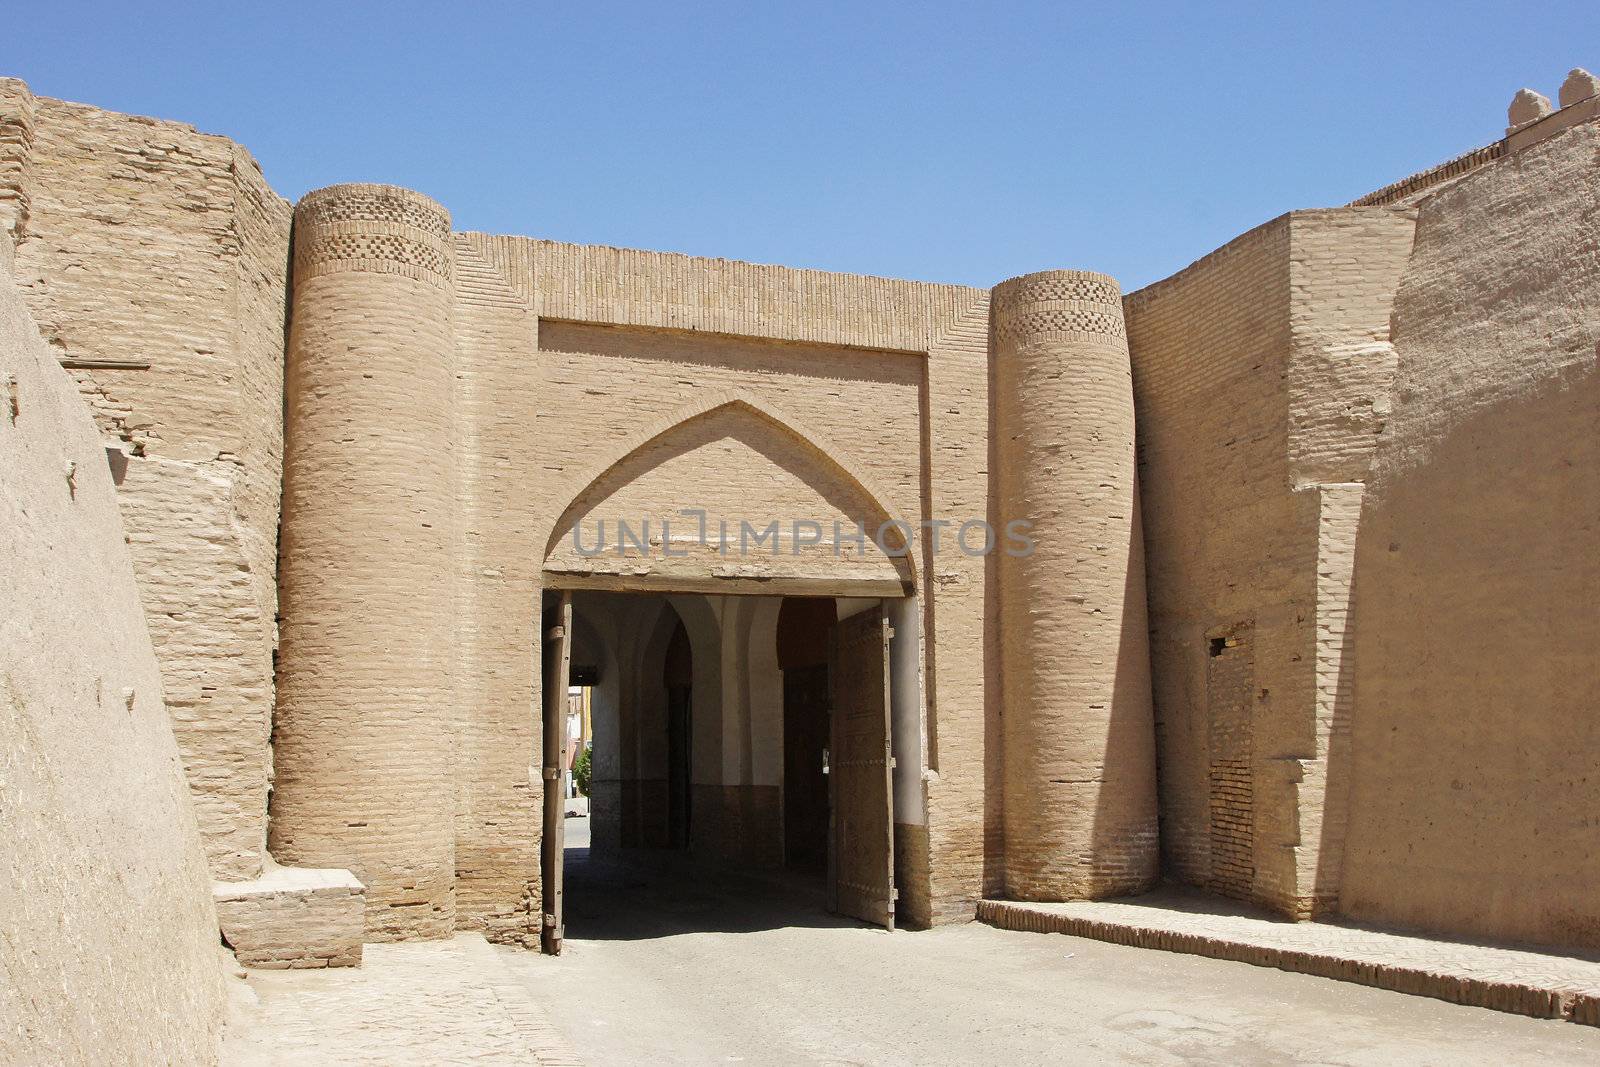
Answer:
566, 675, 592, 800
538, 588, 909, 955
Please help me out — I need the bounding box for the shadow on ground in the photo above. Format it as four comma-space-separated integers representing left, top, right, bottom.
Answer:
562, 819, 863, 941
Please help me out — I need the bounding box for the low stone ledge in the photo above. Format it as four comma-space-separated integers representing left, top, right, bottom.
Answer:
214, 864, 365, 969
978, 895, 1600, 1027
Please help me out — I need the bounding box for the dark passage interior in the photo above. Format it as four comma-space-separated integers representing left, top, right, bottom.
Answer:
664, 619, 693, 851
778, 597, 835, 875
543, 590, 900, 944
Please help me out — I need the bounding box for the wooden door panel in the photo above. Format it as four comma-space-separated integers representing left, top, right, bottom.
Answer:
829, 605, 895, 930
541, 591, 572, 954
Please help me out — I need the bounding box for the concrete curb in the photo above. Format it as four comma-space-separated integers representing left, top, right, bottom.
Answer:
978, 900, 1600, 1027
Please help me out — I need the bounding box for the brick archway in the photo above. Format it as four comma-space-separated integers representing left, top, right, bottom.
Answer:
540, 391, 917, 598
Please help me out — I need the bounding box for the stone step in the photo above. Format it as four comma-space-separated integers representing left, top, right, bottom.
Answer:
978, 893, 1600, 1027
214, 864, 365, 969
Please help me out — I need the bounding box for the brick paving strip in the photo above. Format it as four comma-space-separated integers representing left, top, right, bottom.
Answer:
978, 892, 1600, 1027
457, 935, 585, 1067
225, 934, 583, 1065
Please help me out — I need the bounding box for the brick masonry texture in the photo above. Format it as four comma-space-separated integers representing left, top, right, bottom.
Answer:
271, 184, 461, 941
1125, 216, 1294, 902
1205, 629, 1255, 899
992, 270, 1158, 900
0, 78, 288, 883
1341, 118, 1600, 951
1124, 208, 1418, 921
1, 70, 1596, 983
445, 232, 993, 933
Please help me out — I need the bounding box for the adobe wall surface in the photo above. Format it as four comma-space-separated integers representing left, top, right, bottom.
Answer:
1125, 217, 1300, 904
1280, 209, 1418, 914
1340, 117, 1600, 949
7, 69, 1595, 961
0, 238, 225, 1064
1125, 207, 1416, 918
0, 78, 290, 882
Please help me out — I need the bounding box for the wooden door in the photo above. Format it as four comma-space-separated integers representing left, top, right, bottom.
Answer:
828, 604, 896, 930
541, 591, 573, 955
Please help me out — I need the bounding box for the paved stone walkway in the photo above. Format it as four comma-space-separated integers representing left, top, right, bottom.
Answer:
503, 821, 1600, 1064
980, 890, 1600, 1026
215, 850, 1600, 1064
222, 934, 581, 1065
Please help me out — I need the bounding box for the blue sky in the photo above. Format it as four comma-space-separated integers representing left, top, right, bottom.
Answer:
5, 3, 1593, 290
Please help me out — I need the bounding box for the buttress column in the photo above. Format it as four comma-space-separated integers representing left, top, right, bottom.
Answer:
270, 184, 458, 940
992, 269, 1158, 900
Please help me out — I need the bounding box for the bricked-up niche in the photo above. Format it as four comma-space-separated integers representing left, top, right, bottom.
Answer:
270, 184, 461, 941
992, 269, 1159, 900
1206, 625, 1256, 900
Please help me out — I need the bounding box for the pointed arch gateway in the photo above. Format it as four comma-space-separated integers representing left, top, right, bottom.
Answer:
542, 392, 915, 598
539, 393, 908, 941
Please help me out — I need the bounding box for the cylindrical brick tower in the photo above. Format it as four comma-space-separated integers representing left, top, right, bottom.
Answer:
992, 269, 1158, 900
269, 184, 458, 940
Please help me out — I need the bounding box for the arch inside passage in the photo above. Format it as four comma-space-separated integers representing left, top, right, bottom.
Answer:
557, 586, 925, 937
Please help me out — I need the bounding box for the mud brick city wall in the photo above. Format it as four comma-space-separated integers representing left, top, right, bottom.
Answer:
271, 185, 461, 941
0, 79, 289, 882
1204, 628, 1255, 899
1125, 217, 1297, 905
1280, 208, 1418, 916
3, 71, 1595, 955
993, 271, 1158, 902
1124, 208, 1415, 918
2, 233, 228, 1065
1343, 119, 1600, 950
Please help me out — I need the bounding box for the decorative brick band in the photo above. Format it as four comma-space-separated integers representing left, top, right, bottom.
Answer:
1349, 141, 1506, 207
297, 182, 451, 238
293, 183, 453, 288
991, 269, 1127, 342
995, 271, 1123, 306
